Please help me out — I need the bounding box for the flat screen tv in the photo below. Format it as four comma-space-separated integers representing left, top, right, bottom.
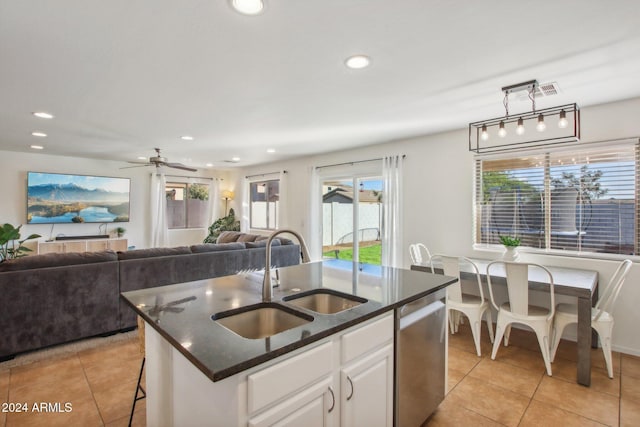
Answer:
27, 172, 130, 224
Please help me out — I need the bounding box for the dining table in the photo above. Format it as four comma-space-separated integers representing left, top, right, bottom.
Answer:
411, 259, 599, 387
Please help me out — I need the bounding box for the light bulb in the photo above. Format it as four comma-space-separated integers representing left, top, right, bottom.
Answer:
231, 0, 264, 15
536, 114, 546, 132
558, 110, 568, 128
516, 117, 525, 135
480, 124, 489, 141
498, 121, 507, 138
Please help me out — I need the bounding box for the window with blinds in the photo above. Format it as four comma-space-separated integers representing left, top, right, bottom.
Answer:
474, 141, 639, 256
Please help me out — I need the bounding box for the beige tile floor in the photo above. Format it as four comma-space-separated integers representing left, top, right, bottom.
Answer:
1, 323, 639, 427
426, 322, 640, 427
0, 337, 145, 427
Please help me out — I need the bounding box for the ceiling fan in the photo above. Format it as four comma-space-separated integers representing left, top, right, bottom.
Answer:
122, 148, 197, 172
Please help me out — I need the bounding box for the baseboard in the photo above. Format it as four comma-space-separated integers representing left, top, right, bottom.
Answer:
612, 344, 640, 357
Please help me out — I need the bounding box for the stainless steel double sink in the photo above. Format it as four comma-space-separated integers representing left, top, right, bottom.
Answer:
211, 289, 367, 339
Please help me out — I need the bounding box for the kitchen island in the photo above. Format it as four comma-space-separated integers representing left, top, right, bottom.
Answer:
121, 260, 456, 426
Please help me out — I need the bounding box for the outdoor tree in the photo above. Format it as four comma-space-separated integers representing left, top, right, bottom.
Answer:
188, 184, 209, 200
551, 165, 608, 201
482, 171, 539, 202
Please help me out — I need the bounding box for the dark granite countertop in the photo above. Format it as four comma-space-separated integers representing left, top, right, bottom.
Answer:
120, 260, 456, 382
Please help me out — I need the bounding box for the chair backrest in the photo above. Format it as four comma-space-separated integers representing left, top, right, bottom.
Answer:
593, 259, 633, 321
486, 261, 555, 319
430, 255, 484, 303
409, 243, 431, 265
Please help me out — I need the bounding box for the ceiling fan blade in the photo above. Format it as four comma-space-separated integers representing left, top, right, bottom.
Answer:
127, 160, 150, 165
120, 164, 152, 170
165, 162, 197, 172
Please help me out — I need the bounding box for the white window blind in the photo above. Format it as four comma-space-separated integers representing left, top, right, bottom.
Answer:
475, 141, 639, 256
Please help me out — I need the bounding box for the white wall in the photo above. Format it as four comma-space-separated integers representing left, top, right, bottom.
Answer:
233, 96, 640, 356
0, 150, 228, 250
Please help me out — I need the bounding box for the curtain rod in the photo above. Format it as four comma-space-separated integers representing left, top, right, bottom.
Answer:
245, 170, 287, 179
315, 154, 406, 170
155, 174, 219, 181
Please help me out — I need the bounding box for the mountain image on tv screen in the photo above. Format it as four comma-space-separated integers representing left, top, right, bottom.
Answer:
27, 172, 131, 224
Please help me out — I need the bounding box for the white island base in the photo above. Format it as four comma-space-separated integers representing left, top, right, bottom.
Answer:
144, 313, 394, 427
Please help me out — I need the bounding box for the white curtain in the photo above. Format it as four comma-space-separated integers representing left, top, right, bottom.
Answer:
381, 155, 404, 268
308, 166, 322, 260
150, 173, 169, 247
278, 171, 288, 229
207, 179, 221, 225
240, 177, 250, 232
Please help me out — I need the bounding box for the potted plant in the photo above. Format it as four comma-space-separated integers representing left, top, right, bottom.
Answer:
0, 223, 41, 262
203, 208, 240, 243
116, 227, 126, 238
499, 235, 520, 261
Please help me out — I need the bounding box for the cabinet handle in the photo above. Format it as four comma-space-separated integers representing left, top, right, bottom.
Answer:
346, 376, 354, 401
328, 386, 335, 413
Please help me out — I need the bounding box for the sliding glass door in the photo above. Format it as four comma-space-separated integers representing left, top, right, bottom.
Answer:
321, 176, 383, 265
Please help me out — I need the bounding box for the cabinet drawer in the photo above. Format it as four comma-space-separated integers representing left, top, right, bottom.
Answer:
341, 314, 393, 364
248, 341, 333, 414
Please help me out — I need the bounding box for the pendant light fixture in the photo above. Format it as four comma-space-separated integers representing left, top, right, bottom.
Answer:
469, 79, 580, 153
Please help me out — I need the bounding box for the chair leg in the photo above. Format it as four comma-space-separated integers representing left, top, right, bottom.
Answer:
593, 321, 615, 379
484, 308, 495, 344
448, 309, 456, 335
550, 315, 573, 362
471, 313, 483, 357
504, 324, 512, 346
128, 357, 146, 427
533, 326, 553, 376
491, 317, 507, 360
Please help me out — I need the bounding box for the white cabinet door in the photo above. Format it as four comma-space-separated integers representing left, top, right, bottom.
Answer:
340, 344, 393, 427
249, 377, 336, 427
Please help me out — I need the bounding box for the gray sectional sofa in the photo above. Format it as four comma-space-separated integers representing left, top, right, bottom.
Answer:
0, 234, 300, 360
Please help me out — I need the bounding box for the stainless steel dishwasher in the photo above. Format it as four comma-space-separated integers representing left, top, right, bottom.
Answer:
395, 288, 447, 427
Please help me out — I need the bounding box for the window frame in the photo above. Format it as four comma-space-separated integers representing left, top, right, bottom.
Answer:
249, 179, 280, 231
473, 139, 640, 259
165, 181, 210, 230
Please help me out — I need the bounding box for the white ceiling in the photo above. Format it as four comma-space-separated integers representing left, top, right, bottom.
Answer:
2, 0, 640, 169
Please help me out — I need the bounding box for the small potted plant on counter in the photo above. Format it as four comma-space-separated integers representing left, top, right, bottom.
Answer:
116, 227, 126, 238
499, 235, 521, 261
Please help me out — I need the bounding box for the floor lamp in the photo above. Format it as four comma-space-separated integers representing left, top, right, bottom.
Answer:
222, 190, 234, 215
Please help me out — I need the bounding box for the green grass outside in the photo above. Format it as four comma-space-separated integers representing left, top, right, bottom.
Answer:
323, 243, 381, 265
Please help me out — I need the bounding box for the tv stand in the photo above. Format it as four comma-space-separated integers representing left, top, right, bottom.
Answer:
38, 238, 127, 254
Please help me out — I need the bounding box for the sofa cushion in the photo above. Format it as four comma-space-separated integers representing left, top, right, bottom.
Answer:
245, 239, 281, 248
237, 233, 259, 242
0, 250, 118, 272
190, 242, 246, 253
216, 231, 243, 243
117, 246, 191, 260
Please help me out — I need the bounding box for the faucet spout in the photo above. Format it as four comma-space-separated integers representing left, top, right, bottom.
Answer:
263, 229, 311, 302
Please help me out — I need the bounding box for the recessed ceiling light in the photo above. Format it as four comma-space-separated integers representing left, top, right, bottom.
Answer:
31, 131, 47, 137
137, 156, 147, 160
180, 135, 194, 141
345, 55, 371, 69
30, 145, 44, 150
205, 163, 213, 167
33, 112, 54, 119
231, 156, 241, 162
231, 0, 264, 15
266, 148, 276, 153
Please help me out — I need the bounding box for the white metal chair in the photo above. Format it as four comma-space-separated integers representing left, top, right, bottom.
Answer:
430, 255, 494, 356
487, 261, 555, 376
550, 259, 633, 378
409, 243, 432, 266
